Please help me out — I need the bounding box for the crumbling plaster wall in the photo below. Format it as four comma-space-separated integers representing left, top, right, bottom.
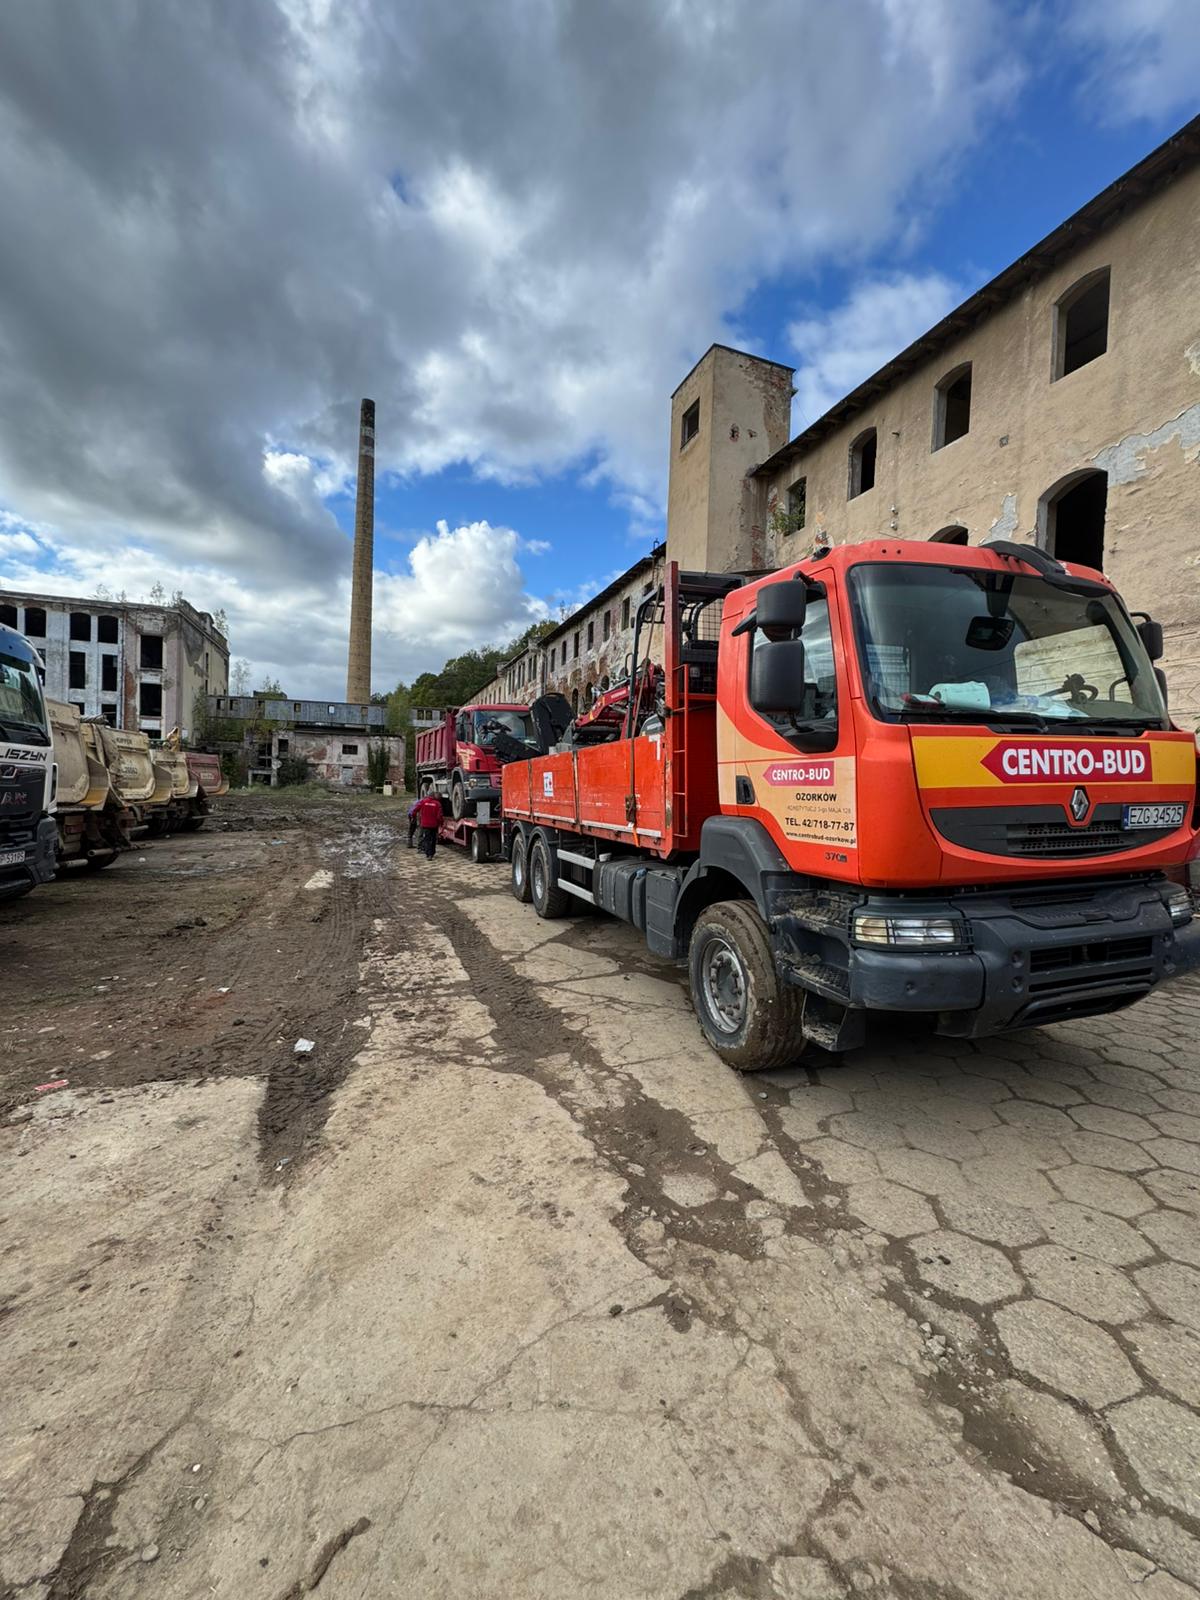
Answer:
762, 166, 1200, 728
277, 729, 404, 788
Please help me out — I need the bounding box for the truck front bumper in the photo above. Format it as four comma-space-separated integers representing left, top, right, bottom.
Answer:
0, 818, 58, 899
837, 877, 1200, 1036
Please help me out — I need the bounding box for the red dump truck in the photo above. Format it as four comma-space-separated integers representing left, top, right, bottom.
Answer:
415, 702, 534, 820
502, 544, 1199, 1070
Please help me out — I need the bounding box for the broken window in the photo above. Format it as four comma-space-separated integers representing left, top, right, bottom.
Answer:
97, 614, 119, 643
1043, 470, 1107, 570
101, 655, 118, 692
139, 681, 162, 718
621, 597, 631, 630
69, 651, 87, 690
0, 603, 16, 628
277, 737, 289, 753
933, 364, 971, 450
140, 633, 163, 669
1055, 269, 1110, 379
342, 743, 359, 755
680, 399, 700, 449
22, 607, 46, 636
787, 477, 807, 530
69, 611, 92, 641
848, 428, 877, 499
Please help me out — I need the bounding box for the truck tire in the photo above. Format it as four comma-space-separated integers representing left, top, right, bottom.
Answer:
510, 831, 533, 903
529, 837, 570, 919
688, 900, 804, 1072
469, 828, 488, 864
450, 776, 468, 821
86, 850, 118, 871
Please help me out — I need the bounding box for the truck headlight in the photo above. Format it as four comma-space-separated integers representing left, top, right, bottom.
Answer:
852, 912, 968, 950
1163, 884, 1194, 928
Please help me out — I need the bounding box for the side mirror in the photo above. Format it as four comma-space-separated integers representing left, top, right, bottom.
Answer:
750, 638, 806, 714
1137, 617, 1164, 662
755, 580, 808, 634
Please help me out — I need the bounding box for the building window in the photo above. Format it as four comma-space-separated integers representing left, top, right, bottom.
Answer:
573, 630, 580, 658
1054, 268, 1110, 379
101, 655, 118, 692
69, 651, 87, 689
621, 597, 631, 630
278, 737, 289, 753
602, 609, 611, 640
0, 602, 16, 628
97, 614, 119, 644
22, 607, 46, 636
140, 634, 163, 669
71, 701, 86, 715
342, 743, 359, 755
787, 477, 807, 531
100, 704, 117, 726
930, 525, 969, 545
848, 428, 877, 499
680, 399, 700, 449
933, 364, 972, 450
139, 681, 162, 718
587, 620, 595, 649
1041, 469, 1108, 571
69, 611, 92, 641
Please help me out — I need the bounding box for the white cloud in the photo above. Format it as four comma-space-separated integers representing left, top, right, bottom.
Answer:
787, 272, 968, 427
1064, 1, 1200, 124
0, 530, 39, 557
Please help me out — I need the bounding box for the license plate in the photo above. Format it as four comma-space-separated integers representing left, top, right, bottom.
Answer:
1122, 803, 1187, 830
0, 849, 26, 868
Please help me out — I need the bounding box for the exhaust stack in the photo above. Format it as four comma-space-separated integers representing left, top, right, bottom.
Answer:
346, 397, 375, 704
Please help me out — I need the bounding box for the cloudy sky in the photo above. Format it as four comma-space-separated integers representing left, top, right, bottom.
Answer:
0, 0, 1196, 695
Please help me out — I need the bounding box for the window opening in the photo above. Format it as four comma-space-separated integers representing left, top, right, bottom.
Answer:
140, 634, 163, 669
930, 526, 969, 545
139, 681, 162, 718
787, 477, 807, 531
621, 597, 631, 629
1044, 471, 1107, 570
933, 365, 971, 450
0, 603, 16, 628
680, 399, 700, 449
97, 615, 119, 643
22, 607, 46, 636
1055, 269, 1110, 378
101, 655, 118, 692
848, 429, 877, 499
69, 651, 86, 690
100, 704, 117, 726
69, 611, 92, 641
342, 743, 359, 756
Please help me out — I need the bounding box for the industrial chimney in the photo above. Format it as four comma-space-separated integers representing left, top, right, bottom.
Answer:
345, 398, 375, 704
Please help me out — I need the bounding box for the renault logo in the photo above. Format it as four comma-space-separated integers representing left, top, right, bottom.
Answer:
1069, 786, 1090, 823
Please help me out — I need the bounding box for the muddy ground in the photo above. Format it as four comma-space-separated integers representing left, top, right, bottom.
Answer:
3, 792, 1200, 1600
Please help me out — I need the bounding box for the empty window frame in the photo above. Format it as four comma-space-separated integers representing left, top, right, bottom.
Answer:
587, 620, 595, 648
933, 364, 972, 450
69, 611, 92, 641
69, 651, 87, 690
680, 399, 700, 449
848, 428, 877, 499
1042, 469, 1107, 570
602, 609, 611, 641
1054, 268, 1110, 379
97, 614, 119, 643
573, 631, 580, 658
139, 681, 162, 718
101, 655, 118, 692
621, 597, 631, 629
22, 607, 46, 636
342, 743, 359, 756
100, 704, 117, 726
140, 634, 163, 669
0, 602, 16, 628
787, 477, 807, 531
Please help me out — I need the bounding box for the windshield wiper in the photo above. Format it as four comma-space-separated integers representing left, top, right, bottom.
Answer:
891, 705, 1051, 729
0, 719, 50, 745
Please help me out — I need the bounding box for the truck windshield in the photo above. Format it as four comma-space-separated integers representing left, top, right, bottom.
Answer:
0, 644, 50, 745
474, 710, 534, 745
849, 563, 1168, 730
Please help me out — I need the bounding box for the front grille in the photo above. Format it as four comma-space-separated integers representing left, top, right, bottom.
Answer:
932, 804, 1176, 860
1029, 937, 1154, 978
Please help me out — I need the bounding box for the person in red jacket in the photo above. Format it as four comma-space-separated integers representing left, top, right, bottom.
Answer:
414, 791, 444, 858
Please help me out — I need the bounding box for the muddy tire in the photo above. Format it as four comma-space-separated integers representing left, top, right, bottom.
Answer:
529, 837, 570, 920
450, 776, 468, 821
469, 828, 488, 864
688, 900, 804, 1072
510, 831, 532, 903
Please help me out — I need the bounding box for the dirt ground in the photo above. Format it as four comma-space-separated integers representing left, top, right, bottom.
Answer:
3, 791, 1200, 1599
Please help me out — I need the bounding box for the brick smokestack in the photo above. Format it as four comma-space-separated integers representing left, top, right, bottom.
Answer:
346, 397, 375, 704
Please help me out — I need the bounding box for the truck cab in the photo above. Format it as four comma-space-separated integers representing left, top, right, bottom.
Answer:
0, 621, 58, 900
416, 702, 534, 819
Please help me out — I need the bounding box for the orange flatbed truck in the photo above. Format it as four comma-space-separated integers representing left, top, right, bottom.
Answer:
501, 540, 1199, 1070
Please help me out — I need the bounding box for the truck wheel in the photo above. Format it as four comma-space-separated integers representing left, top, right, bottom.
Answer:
529, 837, 570, 919
450, 777, 468, 821
688, 900, 804, 1072
86, 851, 118, 871
469, 829, 487, 864
510, 832, 532, 902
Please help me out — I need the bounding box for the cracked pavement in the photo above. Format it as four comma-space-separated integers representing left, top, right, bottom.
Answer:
3, 801, 1200, 1598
